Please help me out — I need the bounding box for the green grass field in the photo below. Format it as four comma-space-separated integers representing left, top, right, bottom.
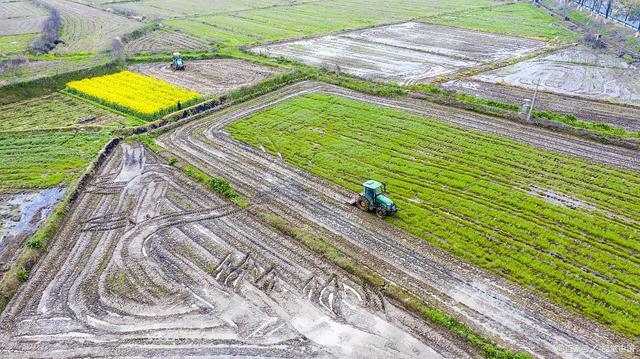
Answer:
165, 0, 497, 46
0, 33, 37, 55
425, 2, 579, 42
227, 93, 640, 337
0, 93, 143, 132
0, 130, 112, 190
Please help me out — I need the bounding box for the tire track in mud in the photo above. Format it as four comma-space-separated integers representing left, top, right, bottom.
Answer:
129, 59, 285, 97
157, 81, 638, 358
0, 141, 462, 358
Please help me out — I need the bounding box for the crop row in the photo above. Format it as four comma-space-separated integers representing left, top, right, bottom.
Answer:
226, 93, 640, 337
0, 92, 139, 131
45, 0, 143, 54
0, 130, 112, 190
66, 71, 202, 121
164, 0, 498, 46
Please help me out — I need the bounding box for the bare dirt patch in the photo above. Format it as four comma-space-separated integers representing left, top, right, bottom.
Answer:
124, 30, 212, 55
0, 141, 468, 358
157, 81, 637, 358
473, 46, 640, 106
251, 22, 548, 85
129, 59, 284, 96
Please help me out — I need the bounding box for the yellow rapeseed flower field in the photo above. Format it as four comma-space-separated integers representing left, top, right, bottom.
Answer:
66, 71, 201, 120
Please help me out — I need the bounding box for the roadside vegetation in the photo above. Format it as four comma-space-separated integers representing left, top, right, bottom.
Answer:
227, 93, 640, 337
541, 0, 640, 53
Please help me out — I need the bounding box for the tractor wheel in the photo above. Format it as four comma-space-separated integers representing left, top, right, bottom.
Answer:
357, 197, 369, 211
376, 207, 386, 218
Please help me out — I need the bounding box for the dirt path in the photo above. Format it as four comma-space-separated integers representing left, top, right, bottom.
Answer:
0, 141, 467, 358
157, 81, 638, 358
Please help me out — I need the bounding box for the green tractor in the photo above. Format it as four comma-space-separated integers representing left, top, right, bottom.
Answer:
348, 180, 398, 218
170, 52, 185, 71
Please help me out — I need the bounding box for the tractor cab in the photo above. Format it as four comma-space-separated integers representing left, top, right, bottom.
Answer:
171, 52, 185, 71
349, 180, 398, 218
363, 180, 384, 203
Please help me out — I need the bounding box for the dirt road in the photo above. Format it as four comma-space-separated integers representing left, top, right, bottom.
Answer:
0, 141, 466, 358
157, 81, 638, 358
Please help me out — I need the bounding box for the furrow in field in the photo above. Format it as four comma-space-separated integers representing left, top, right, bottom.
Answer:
157, 81, 638, 358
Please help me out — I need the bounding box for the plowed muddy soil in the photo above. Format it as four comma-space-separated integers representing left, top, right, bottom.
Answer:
0, 141, 469, 358
157, 81, 637, 358
129, 59, 284, 96
251, 22, 548, 85
473, 46, 640, 106
443, 79, 640, 131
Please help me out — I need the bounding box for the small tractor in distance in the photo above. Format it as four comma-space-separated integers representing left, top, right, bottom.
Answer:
348, 180, 398, 218
170, 52, 185, 71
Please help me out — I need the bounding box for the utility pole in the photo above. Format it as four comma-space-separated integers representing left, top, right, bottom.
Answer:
527, 79, 541, 122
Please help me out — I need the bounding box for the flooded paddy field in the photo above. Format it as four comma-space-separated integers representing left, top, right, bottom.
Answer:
473, 46, 640, 106
251, 22, 548, 85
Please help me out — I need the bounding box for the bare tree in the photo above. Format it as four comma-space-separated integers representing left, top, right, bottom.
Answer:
29, 0, 61, 54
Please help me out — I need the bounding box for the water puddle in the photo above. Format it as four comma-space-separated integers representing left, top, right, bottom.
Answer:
0, 187, 66, 254
528, 185, 594, 210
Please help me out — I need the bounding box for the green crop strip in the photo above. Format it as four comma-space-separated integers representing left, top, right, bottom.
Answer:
0, 33, 38, 55
0, 130, 113, 190
0, 92, 143, 132
164, 0, 497, 47
227, 93, 640, 337
424, 2, 579, 42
